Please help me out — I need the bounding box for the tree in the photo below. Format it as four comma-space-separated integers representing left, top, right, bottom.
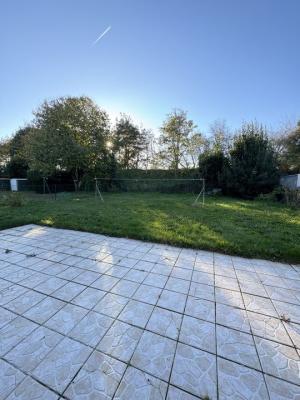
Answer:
158, 109, 201, 171
0, 138, 10, 176
112, 115, 148, 169
224, 122, 279, 197
138, 131, 157, 170
198, 120, 231, 188
184, 133, 207, 168
199, 150, 228, 188
5, 127, 32, 177
209, 119, 231, 153
277, 121, 300, 173
24, 96, 110, 189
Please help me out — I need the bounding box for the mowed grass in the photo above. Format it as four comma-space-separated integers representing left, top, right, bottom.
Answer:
0, 192, 299, 263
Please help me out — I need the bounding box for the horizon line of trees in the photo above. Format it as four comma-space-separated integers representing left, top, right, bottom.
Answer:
0, 95, 299, 198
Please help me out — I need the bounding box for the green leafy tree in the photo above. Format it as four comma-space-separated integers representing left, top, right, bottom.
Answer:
0, 138, 10, 176
24, 96, 110, 189
224, 122, 279, 197
5, 127, 32, 177
185, 133, 207, 168
158, 109, 201, 171
278, 121, 300, 173
113, 115, 148, 169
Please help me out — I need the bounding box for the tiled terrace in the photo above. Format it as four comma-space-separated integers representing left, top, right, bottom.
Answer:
0, 225, 299, 399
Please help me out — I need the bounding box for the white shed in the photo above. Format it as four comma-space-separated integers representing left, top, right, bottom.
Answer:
10, 178, 28, 191
280, 174, 300, 189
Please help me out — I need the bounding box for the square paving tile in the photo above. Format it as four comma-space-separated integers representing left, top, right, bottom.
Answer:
143, 272, 168, 288
152, 263, 173, 276
0, 284, 28, 306
171, 267, 193, 280
124, 269, 148, 283
185, 296, 215, 323
33, 336, 91, 393
23, 296, 66, 324
98, 320, 143, 362
170, 343, 217, 399
217, 265, 236, 277
215, 275, 240, 291
216, 325, 261, 370
5, 326, 63, 372
194, 260, 214, 273
247, 311, 293, 346
131, 330, 176, 381
133, 284, 162, 305
45, 303, 88, 335
94, 292, 129, 318
235, 270, 260, 283
91, 275, 119, 291
192, 270, 214, 286
6, 290, 46, 314
165, 277, 190, 294
157, 289, 187, 313
73, 270, 101, 285
273, 300, 300, 324
0, 278, 13, 291
64, 350, 126, 399
146, 306, 182, 340
0, 316, 38, 356
283, 321, 300, 349
105, 265, 128, 278
52, 281, 85, 302
57, 266, 82, 280
18, 272, 48, 289
110, 279, 139, 297
0, 307, 17, 329
34, 277, 67, 295
71, 287, 106, 309
189, 281, 215, 301
217, 357, 269, 399
6, 375, 59, 400
180, 315, 216, 353
0, 359, 25, 399
265, 374, 300, 400
69, 310, 114, 347
114, 366, 168, 400
215, 287, 244, 309
239, 280, 268, 297
216, 303, 251, 333
265, 285, 300, 305
243, 293, 278, 318
118, 299, 154, 328
166, 386, 199, 399
254, 337, 300, 385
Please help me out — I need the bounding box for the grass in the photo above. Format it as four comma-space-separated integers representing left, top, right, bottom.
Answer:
0, 191, 299, 263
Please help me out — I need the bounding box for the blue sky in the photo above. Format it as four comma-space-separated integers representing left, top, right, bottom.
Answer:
1, 0, 299, 139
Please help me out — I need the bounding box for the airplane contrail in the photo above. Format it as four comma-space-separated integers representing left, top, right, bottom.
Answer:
91, 26, 111, 46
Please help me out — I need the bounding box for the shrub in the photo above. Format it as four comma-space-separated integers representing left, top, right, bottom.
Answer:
199, 151, 228, 189
284, 188, 300, 208
258, 186, 300, 208
0, 192, 25, 207
224, 123, 279, 198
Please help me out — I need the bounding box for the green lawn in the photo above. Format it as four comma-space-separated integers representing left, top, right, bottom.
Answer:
0, 192, 299, 263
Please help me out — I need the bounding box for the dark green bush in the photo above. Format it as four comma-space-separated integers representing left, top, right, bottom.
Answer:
199, 151, 228, 189
223, 123, 279, 198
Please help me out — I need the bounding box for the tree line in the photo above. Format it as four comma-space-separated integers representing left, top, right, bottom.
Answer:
0, 96, 299, 197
